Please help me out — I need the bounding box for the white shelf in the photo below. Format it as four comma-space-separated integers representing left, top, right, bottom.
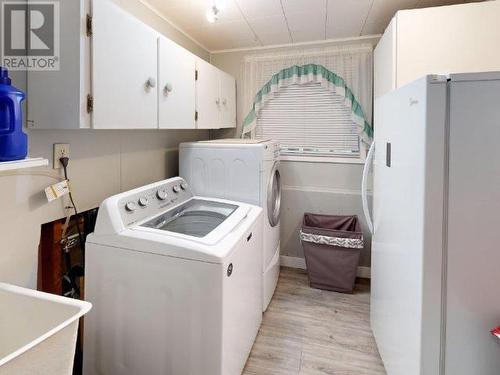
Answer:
0, 158, 49, 172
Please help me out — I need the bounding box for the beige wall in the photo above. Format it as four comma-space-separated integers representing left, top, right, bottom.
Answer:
210, 39, 377, 268
0, 1, 210, 288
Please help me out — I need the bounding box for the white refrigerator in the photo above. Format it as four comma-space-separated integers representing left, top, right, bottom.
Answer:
362, 72, 500, 375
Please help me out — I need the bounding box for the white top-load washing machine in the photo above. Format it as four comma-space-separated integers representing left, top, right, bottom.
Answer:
83, 177, 263, 375
180, 139, 280, 311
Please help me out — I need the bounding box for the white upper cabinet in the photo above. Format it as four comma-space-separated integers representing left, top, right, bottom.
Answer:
196, 58, 221, 130
27, 0, 90, 129
218, 71, 236, 129
158, 37, 196, 129
92, 0, 158, 129
375, 1, 500, 99
26, 0, 235, 130
196, 59, 236, 129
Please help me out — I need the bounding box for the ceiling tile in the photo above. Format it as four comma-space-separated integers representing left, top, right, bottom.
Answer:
258, 32, 292, 45
282, 0, 327, 36
291, 29, 325, 43
281, 0, 327, 15
285, 10, 326, 33
235, 0, 283, 18
247, 15, 289, 34
326, 0, 372, 38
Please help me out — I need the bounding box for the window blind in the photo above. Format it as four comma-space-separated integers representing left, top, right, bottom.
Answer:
256, 83, 361, 157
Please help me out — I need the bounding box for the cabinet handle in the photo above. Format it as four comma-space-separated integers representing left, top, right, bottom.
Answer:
145, 77, 156, 89
164, 83, 173, 95
222, 98, 227, 105
216, 98, 220, 105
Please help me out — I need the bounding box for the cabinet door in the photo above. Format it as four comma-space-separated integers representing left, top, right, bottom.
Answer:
92, 0, 158, 129
396, 2, 500, 90
374, 17, 397, 99
218, 71, 236, 128
27, 0, 89, 129
196, 58, 220, 129
158, 37, 196, 129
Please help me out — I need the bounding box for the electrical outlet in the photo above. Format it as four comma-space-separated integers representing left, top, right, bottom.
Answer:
53, 143, 70, 169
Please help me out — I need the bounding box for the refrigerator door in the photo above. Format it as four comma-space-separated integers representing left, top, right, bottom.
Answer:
444, 72, 500, 375
371, 76, 447, 375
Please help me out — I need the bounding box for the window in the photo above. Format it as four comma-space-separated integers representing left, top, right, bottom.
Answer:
256, 83, 361, 159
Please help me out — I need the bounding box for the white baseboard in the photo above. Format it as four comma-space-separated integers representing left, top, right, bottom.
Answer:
356, 266, 371, 279
280, 255, 307, 269
280, 256, 371, 279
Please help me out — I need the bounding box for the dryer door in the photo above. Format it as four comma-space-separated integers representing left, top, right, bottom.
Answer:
267, 161, 281, 227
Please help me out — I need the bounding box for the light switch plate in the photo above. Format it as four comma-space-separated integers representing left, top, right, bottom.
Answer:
53, 143, 70, 169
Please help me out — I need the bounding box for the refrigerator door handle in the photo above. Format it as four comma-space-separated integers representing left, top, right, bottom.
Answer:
362, 141, 375, 234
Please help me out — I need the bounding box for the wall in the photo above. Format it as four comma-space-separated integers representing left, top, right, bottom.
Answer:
210, 38, 377, 269
0, 0, 210, 288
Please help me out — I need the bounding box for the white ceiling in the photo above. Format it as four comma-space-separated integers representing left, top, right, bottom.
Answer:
142, 0, 482, 51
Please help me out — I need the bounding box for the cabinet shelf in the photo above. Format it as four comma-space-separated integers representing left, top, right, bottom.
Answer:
0, 158, 49, 172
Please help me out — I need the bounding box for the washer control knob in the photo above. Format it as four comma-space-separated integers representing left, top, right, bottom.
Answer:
125, 201, 138, 212
156, 189, 167, 201
172, 185, 181, 193
180, 182, 188, 191
138, 197, 149, 207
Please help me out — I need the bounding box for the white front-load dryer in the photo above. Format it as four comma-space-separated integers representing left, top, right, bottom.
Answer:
180, 139, 281, 311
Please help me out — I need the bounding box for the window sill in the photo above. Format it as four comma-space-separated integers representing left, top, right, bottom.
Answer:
280, 155, 365, 164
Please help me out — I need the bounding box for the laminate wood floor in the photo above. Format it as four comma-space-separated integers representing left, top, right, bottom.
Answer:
243, 267, 386, 375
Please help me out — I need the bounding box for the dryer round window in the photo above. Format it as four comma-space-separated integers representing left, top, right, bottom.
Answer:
267, 161, 281, 227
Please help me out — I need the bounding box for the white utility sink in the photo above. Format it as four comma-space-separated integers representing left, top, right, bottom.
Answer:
0, 283, 91, 375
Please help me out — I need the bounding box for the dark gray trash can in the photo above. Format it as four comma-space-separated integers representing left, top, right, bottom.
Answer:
300, 213, 364, 293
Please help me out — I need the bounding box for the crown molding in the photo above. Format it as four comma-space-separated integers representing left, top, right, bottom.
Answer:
210, 34, 382, 54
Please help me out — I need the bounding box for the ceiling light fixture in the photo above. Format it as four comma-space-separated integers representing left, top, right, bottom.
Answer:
206, 4, 220, 23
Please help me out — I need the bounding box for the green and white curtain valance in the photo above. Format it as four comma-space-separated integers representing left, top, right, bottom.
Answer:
241, 64, 373, 145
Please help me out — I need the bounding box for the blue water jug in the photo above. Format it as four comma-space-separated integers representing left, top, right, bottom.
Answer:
0, 67, 27, 162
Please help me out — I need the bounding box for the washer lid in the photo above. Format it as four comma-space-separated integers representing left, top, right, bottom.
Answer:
88, 199, 261, 263
140, 199, 238, 238
131, 196, 252, 247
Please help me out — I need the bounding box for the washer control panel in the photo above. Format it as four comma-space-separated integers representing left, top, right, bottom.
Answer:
264, 140, 280, 159
119, 178, 193, 226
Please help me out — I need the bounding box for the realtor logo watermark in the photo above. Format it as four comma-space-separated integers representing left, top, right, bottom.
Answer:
1, 1, 60, 71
